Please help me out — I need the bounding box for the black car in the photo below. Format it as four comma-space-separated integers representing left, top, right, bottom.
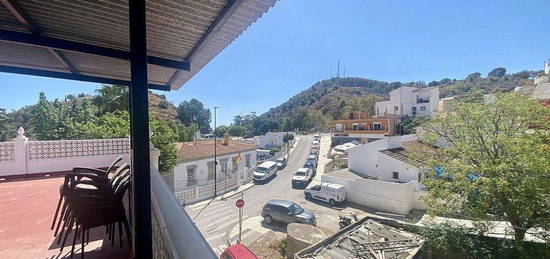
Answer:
262, 200, 316, 226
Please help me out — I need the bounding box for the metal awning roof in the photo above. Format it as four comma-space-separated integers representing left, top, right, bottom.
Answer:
0, 0, 276, 91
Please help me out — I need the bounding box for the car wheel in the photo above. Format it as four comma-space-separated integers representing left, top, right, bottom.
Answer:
305, 193, 312, 200
329, 199, 336, 206
264, 215, 273, 224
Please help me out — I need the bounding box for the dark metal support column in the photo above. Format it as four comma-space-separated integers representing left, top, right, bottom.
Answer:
129, 0, 152, 258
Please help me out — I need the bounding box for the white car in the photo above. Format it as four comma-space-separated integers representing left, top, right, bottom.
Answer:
253, 161, 278, 183
292, 168, 312, 188
304, 182, 346, 206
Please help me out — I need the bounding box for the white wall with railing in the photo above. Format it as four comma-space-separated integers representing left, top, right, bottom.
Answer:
0, 127, 163, 177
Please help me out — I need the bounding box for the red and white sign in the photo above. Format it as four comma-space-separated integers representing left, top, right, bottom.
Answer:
236, 199, 245, 208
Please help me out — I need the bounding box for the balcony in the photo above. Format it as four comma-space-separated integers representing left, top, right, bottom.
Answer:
333, 125, 388, 135
0, 134, 216, 258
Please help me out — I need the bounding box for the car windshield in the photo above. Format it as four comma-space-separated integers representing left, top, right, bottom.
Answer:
289, 203, 304, 214
295, 171, 306, 176
277, 158, 284, 162
256, 167, 268, 173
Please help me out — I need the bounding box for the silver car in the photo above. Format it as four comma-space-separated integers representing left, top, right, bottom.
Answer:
262, 199, 316, 226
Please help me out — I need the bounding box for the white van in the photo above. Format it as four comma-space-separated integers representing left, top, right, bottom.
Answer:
304, 182, 346, 206
253, 161, 278, 183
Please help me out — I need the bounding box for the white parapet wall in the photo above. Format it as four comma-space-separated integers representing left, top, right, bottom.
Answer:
322, 170, 426, 215
0, 127, 160, 177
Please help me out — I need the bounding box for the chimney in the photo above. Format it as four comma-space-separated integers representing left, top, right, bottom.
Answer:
223, 132, 229, 145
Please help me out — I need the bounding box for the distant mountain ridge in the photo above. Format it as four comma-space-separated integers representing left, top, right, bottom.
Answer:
261, 71, 537, 120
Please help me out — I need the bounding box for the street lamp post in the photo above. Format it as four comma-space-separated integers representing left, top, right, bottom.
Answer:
213, 106, 219, 196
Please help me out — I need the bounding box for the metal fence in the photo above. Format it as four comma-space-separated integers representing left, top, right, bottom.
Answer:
172, 166, 256, 205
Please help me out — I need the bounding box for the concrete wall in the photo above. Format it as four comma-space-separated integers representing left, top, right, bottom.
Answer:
347, 135, 417, 178
0, 132, 155, 176
377, 153, 419, 183
259, 132, 295, 149
322, 173, 426, 214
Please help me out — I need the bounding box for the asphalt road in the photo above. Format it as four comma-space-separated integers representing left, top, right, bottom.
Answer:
185, 135, 319, 254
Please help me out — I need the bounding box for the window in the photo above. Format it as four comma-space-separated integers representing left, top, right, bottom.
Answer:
392, 171, 399, 180
245, 154, 251, 168
207, 161, 215, 181
187, 165, 197, 186
373, 123, 381, 130
420, 106, 426, 111
412, 107, 417, 115
394, 106, 399, 112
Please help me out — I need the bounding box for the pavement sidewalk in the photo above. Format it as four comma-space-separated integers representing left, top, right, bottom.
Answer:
310, 133, 332, 186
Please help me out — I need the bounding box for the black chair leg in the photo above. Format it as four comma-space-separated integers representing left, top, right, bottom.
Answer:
118, 222, 123, 247
81, 226, 85, 259
111, 223, 115, 247
71, 224, 79, 258
55, 201, 69, 237
51, 195, 63, 230
123, 216, 132, 247
60, 215, 74, 251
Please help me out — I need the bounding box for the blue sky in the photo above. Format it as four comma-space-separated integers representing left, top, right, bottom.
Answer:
1, 0, 548, 126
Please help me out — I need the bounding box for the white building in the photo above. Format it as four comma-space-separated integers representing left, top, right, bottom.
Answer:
322, 135, 431, 214
259, 131, 295, 149
173, 135, 256, 193
375, 86, 440, 117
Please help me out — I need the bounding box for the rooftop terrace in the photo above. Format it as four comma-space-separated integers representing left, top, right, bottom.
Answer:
0, 176, 130, 259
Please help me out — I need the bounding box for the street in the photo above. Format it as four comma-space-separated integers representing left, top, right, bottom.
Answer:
184, 135, 354, 255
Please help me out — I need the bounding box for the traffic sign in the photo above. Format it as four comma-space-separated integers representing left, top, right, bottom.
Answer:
236, 199, 245, 208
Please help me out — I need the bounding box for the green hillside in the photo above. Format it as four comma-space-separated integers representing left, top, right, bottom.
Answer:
261, 69, 537, 121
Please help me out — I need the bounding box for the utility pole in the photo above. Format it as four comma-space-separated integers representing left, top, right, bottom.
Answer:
213, 106, 219, 195
337, 59, 340, 78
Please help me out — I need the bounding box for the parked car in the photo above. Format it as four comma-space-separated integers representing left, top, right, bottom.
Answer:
309, 151, 318, 159
220, 243, 258, 259
292, 168, 312, 188
304, 182, 346, 206
253, 161, 278, 183
275, 157, 287, 169
262, 200, 316, 225
307, 154, 318, 163
304, 160, 317, 176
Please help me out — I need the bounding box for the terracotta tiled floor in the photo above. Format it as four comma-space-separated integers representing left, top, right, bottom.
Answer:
0, 176, 130, 259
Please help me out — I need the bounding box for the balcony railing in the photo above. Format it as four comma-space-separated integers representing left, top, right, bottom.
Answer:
151, 166, 217, 259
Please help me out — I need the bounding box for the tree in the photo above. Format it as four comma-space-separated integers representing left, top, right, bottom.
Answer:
150, 116, 178, 173
0, 108, 9, 141
428, 81, 440, 87
341, 94, 382, 118
227, 125, 246, 137
93, 84, 128, 114
488, 67, 506, 78
396, 115, 429, 134
420, 93, 550, 242
176, 98, 211, 133
213, 125, 228, 137
466, 72, 482, 82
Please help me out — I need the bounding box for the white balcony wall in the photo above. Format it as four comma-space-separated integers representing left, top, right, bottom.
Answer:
0, 128, 160, 177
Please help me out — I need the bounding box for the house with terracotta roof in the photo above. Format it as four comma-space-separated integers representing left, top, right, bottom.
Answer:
173, 134, 257, 193
375, 86, 440, 117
